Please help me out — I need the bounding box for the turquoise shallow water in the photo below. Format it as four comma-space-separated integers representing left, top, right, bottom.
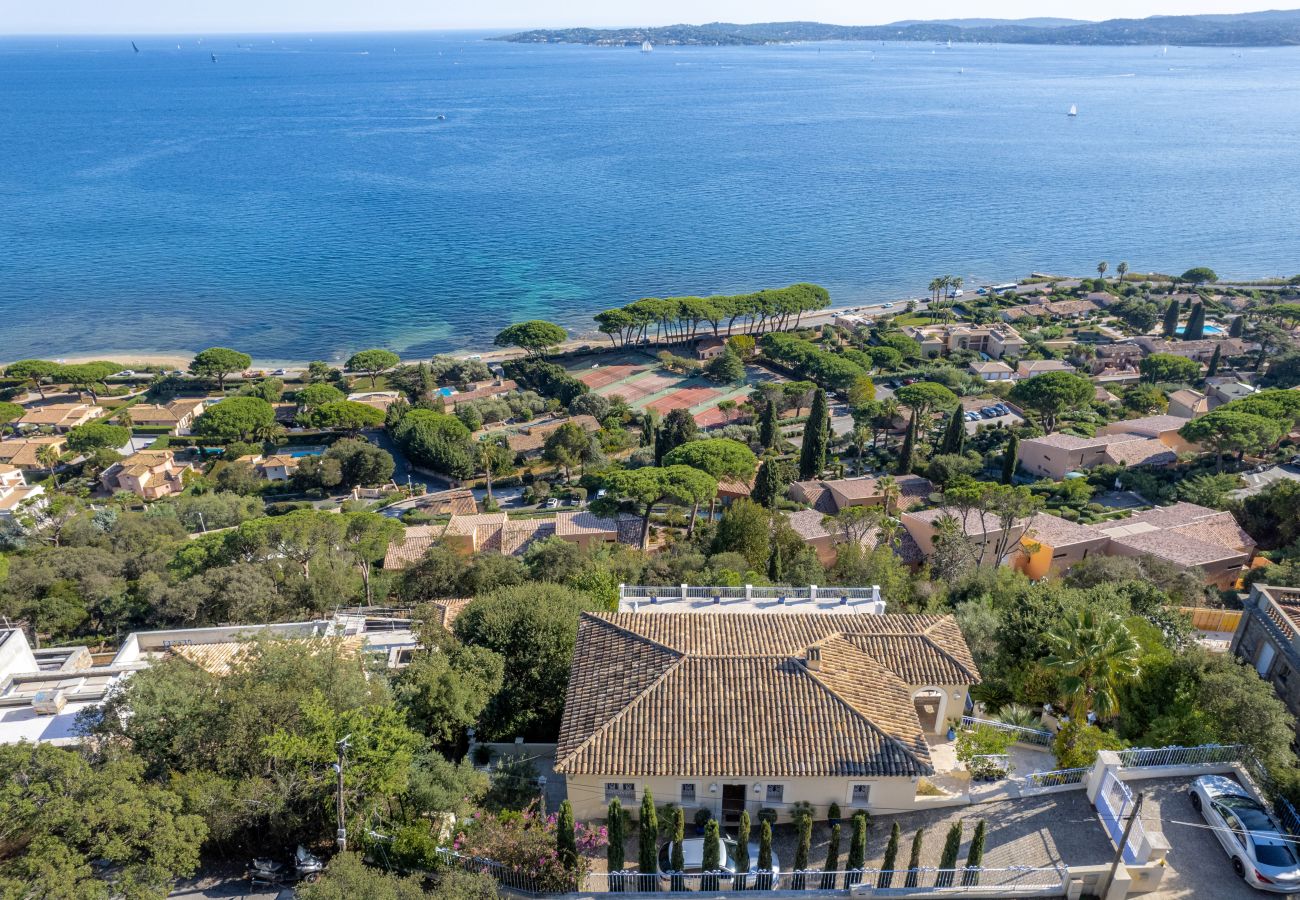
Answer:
2, 32, 1299, 361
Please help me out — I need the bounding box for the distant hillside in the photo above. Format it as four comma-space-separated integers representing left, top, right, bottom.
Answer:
889, 17, 1090, 28
495, 9, 1300, 47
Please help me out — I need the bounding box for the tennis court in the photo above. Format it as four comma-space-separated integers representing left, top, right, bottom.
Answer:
645, 386, 721, 415
576, 365, 642, 389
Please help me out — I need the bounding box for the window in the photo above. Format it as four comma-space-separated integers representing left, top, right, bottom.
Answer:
680, 783, 696, 805
850, 784, 871, 807
605, 782, 635, 804
765, 784, 784, 805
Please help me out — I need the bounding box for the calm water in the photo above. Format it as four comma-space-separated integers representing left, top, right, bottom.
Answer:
3, 32, 1300, 361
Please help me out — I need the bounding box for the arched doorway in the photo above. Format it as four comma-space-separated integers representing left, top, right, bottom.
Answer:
913, 689, 946, 734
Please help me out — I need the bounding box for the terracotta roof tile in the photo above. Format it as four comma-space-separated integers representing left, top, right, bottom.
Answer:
555, 613, 979, 778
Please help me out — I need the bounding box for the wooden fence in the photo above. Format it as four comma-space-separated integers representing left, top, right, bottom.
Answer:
1179, 607, 1242, 633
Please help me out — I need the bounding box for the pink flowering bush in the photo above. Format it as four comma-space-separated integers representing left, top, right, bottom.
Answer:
450, 803, 593, 892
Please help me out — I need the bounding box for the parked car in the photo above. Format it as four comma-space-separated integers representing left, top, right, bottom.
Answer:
1189, 775, 1300, 893
544, 498, 560, 509
657, 838, 781, 889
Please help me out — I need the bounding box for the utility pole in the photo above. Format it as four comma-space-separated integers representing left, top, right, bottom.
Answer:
335, 734, 351, 852
1107, 790, 1144, 893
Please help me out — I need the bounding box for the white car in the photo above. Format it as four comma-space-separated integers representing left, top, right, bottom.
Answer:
1190, 775, 1300, 893
658, 837, 781, 889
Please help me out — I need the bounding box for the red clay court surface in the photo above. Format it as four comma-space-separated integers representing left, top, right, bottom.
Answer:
576, 365, 641, 389
645, 386, 721, 415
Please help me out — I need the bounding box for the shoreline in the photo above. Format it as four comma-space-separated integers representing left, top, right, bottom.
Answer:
6, 294, 936, 373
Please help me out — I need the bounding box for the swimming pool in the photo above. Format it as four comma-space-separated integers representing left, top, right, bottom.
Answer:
1177, 324, 1224, 336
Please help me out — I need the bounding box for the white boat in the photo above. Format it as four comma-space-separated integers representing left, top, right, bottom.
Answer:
1068, 104, 1078, 117
641, 40, 653, 53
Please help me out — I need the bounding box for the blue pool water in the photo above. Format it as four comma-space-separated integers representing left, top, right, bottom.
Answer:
2, 33, 1299, 360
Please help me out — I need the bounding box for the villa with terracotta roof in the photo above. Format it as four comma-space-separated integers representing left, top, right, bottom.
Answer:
0, 465, 45, 519
124, 398, 208, 434
17, 402, 101, 432
1014, 511, 1111, 580
1097, 414, 1196, 451
1015, 359, 1075, 378
901, 324, 1026, 360
1233, 584, 1300, 742
383, 509, 639, 569
100, 449, 191, 501
1017, 418, 1191, 481
968, 361, 1014, 381
901, 506, 1033, 567
555, 612, 980, 823
786, 508, 924, 568
788, 474, 933, 516
1167, 389, 1210, 419
1093, 502, 1255, 588
0, 436, 65, 471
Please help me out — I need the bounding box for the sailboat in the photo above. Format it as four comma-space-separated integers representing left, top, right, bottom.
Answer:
1068, 104, 1078, 117
641, 40, 653, 53
211, 52, 218, 63
131, 41, 140, 53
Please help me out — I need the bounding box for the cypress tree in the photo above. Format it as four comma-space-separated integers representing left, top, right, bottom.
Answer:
1162, 297, 1181, 338
904, 827, 924, 888
798, 388, 830, 480
1184, 302, 1206, 340
1206, 343, 1222, 378
936, 821, 962, 887
556, 799, 578, 873
878, 821, 901, 888
846, 810, 867, 887
767, 537, 784, 582
963, 819, 987, 887
1001, 432, 1019, 485
655, 407, 697, 464
702, 819, 721, 891
641, 410, 658, 448
670, 805, 685, 892
896, 412, 917, 475
792, 812, 812, 890
758, 820, 774, 890
751, 457, 787, 508
1229, 315, 1244, 338
939, 408, 965, 455
759, 399, 779, 450
607, 798, 625, 892
734, 811, 751, 891
822, 823, 842, 889
638, 791, 658, 891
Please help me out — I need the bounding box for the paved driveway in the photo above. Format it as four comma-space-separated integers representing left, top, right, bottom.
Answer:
1138, 777, 1299, 900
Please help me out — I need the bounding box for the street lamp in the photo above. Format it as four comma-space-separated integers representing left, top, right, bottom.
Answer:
334, 734, 351, 852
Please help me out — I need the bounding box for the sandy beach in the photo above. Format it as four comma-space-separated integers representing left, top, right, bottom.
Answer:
4, 295, 935, 373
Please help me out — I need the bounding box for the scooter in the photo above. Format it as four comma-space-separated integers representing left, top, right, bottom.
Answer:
247, 845, 325, 885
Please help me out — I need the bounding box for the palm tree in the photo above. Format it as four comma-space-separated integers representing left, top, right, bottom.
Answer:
1043, 609, 1141, 722
876, 474, 901, 517
851, 424, 871, 476
1116, 261, 1129, 284
928, 278, 944, 303
1096, 261, 1108, 283
36, 444, 62, 487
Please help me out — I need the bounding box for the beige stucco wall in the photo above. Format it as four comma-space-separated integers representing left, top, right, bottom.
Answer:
1018, 440, 1111, 481
563, 773, 921, 824
901, 512, 1027, 563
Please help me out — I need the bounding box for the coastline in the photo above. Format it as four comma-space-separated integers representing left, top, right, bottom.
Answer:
10, 294, 933, 372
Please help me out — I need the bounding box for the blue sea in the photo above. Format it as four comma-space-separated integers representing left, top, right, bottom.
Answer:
2, 32, 1299, 362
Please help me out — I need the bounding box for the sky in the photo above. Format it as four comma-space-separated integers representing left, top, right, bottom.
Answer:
0, 0, 1284, 34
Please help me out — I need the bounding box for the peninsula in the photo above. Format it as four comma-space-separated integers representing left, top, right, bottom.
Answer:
495, 8, 1300, 47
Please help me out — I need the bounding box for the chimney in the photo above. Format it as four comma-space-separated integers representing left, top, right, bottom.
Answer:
806, 645, 822, 672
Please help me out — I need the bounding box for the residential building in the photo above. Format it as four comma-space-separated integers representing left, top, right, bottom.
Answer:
1084, 343, 1144, 375
1206, 379, 1258, 408
1015, 359, 1075, 378
1093, 502, 1255, 589
1098, 414, 1196, 452
505, 415, 601, 458
616, 583, 887, 615
1134, 336, 1249, 365
0, 436, 64, 471
968, 361, 1014, 382
900, 507, 1031, 566
902, 324, 1025, 360
100, 449, 191, 500
448, 380, 519, 407
1015, 512, 1110, 579
346, 391, 404, 413
787, 508, 925, 569
0, 465, 45, 519
1167, 389, 1210, 419
554, 612, 980, 822
0, 615, 416, 746
124, 398, 208, 434
1017, 432, 1172, 481
382, 509, 638, 569
17, 402, 100, 432
1232, 584, 1300, 741
259, 454, 301, 482
555, 510, 642, 551
788, 474, 933, 516
694, 337, 728, 360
